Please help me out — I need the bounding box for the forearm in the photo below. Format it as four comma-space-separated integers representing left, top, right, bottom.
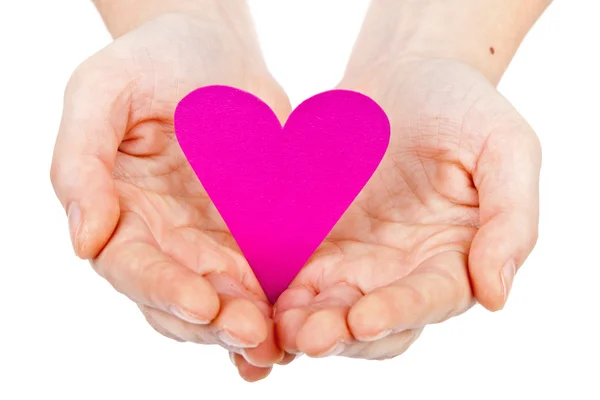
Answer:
93, 0, 254, 38
346, 0, 551, 85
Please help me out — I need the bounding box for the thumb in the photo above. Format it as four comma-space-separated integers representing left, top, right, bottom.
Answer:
50, 62, 130, 259
469, 115, 542, 311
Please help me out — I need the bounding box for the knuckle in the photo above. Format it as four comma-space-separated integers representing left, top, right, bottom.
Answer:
65, 50, 130, 104
65, 59, 96, 97
155, 263, 183, 301
143, 261, 175, 306
375, 284, 427, 328
397, 284, 427, 312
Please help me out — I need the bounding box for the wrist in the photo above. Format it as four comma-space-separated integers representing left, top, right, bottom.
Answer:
93, 0, 253, 39
344, 0, 551, 86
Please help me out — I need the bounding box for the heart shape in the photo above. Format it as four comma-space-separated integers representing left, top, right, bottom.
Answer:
174, 85, 390, 303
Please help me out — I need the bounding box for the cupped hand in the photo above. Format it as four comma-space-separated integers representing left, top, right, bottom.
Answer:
50, 13, 292, 382
275, 58, 541, 360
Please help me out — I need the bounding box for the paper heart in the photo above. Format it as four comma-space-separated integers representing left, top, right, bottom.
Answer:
174, 85, 390, 303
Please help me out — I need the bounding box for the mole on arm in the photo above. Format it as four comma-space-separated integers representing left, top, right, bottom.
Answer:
489, 47, 495, 55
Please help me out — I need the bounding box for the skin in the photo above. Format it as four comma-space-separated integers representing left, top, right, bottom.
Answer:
51, 4, 292, 382
50, 0, 549, 382
275, 0, 548, 360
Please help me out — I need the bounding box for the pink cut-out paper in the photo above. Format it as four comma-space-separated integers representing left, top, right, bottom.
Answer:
174, 85, 390, 303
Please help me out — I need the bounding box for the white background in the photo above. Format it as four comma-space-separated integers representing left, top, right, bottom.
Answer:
1, 0, 599, 399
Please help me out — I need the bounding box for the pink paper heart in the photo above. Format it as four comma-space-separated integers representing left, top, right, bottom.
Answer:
174, 85, 390, 303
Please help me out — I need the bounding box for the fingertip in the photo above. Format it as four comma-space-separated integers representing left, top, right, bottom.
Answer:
348, 293, 395, 341
469, 218, 530, 311
240, 346, 282, 369
275, 308, 308, 354
471, 259, 515, 312
52, 157, 121, 260
296, 309, 348, 357
468, 258, 508, 312
233, 353, 273, 382
472, 282, 505, 312
239, 320, 283, 367
75, 195, 120, 259
173, 276, 221, 324
217, 297, 268, 346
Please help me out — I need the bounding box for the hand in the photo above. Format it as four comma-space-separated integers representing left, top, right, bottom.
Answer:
274, 58, 541, 360
50, 13, 292, 382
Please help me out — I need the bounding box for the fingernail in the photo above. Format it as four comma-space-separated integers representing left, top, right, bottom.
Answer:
169, 305, 210, 325
217, 330, 259, 349
501, 260, 517, 302
67, 202, 81, 254
229, 352, 238, 367
360, 329, 392, 342
240, 349, 273, 368
317, 342, 345, 357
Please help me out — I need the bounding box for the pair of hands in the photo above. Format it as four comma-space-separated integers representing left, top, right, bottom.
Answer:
50, 13, 541, 381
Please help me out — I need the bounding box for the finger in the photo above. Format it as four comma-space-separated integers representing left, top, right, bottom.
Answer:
94, 211, 220, 323
160, 225, 268, 302
144, 293, 281, 369
139, 305, 215, 344
239, 319, 282, 367
204, 273, 282, 366
142, 294, 276, 382
273, 286, 316, 354
230, 353, 273, 383
250, 79, 293, 126
279, 285, 363, 358
348, 251, 473, 340
138, 294, 267, 349
470, 118, 541, 311
296, 285, 362, 357
50, 61, 131, 259
342, 329, 423, 360
162, 227, 282, 365
211, 295, 267, 349
277, 352, 298, 366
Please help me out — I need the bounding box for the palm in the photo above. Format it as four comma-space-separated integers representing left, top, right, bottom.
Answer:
275, 60, 528, 360
113, 124, 266, 304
